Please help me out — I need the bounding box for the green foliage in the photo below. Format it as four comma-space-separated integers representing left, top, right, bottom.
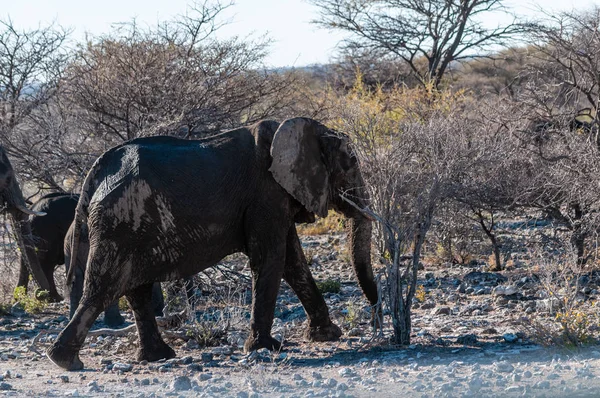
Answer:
13, 286, 49, 314
325, 70, 469, 142
118, 297, 129, 311
555, 309, 597, 346
343, 300, 362, 329
415, 285, 426, 303
316, 279, 341, 294
0, 304, 10, 315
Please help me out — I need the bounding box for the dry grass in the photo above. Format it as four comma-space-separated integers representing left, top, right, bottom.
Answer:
521, 248, 600, 346
297, 212, 345, 236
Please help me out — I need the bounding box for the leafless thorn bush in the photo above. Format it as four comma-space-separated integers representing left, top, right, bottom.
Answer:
330, 86, 483, 344
522, 244, 600, 346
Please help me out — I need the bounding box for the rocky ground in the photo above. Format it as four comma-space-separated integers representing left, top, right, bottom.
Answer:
1, 231, 600, 397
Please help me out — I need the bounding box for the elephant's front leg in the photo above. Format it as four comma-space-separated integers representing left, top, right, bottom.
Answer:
243, 239, 286, 353
283, 226, 342, 342
17, 257, 30, 291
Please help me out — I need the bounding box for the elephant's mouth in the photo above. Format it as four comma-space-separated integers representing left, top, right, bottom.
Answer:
0, 187, 45, 217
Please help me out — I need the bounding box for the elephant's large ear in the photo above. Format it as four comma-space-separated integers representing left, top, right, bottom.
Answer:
269, 118, 329, 218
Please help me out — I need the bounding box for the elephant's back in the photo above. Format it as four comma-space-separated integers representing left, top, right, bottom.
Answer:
30, 194, 79, 232
87, 130, 258, 224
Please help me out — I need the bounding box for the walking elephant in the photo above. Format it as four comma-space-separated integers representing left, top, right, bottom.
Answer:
16, 193, 78, 302
0, 146, 51, 294
47, 118, 378, 371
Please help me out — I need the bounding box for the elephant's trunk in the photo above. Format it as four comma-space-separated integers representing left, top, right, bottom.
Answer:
4, 176, 52, 293
348, 215, 377, 307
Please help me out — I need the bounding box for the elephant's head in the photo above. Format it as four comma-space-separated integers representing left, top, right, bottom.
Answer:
0, 146, 51, 293
270, 118, 378, 313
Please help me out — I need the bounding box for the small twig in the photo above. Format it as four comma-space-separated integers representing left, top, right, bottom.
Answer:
30, 310, 189, 347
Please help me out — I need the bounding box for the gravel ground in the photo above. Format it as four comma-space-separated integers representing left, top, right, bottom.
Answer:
1, 231, 599, 397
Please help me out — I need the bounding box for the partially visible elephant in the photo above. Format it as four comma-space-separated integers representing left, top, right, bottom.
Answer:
0, 146, 51, 294
16, 192, 79, 302
64, 221, 165, 327
48, 118, 377, 371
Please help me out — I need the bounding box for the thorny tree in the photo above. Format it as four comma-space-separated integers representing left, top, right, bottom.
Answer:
329, 84, 477, 344
0, 19, 71, 192
2, 1, 303, 193
512, 6, 600, 264
309, 0, 525, 88
63, 1, 299, 146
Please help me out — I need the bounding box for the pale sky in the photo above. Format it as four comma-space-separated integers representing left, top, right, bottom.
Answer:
1, 0, 597, 67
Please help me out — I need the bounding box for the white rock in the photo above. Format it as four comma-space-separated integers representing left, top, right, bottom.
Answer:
494, 361, 514, 373
170, 375, 192, 391
336, 383, 349, 391
112, 362, 133, 372
493, 285, 518, 296
469, 377, 483, 392
338, 368, 355, 377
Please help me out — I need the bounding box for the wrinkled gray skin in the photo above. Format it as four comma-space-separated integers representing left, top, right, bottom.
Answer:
17, 193, 79, 302
0, 146, 50, 293
65, 221, 165, 327
47, 118, 377, 371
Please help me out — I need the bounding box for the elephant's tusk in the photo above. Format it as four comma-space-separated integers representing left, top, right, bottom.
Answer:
16, 204, 46, 217
340, 196, 377, 222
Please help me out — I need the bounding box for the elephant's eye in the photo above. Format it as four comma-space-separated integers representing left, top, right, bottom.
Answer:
340, 152, 357, 171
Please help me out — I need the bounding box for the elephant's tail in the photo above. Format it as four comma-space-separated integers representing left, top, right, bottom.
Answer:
65, 154, 103, 288
65, 209, 84, 288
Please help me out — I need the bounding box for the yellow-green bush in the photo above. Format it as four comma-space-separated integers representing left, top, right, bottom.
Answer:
297, 211, 345, 236
316, 279, 342, 294
13, 286, 49, 314
323, 71, 470, 144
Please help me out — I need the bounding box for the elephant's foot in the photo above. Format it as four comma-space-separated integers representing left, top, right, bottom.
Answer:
48, 293, 64, 303
103, 312, 125, 328
46, 342, 84, 371
137, 340, 176, 362
305, 322, 342, 342
243, 333, 282, 353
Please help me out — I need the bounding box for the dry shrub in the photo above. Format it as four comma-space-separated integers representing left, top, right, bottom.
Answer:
297, 211, 345, 236
316, 75, 477, 344
523, 246, 600, 346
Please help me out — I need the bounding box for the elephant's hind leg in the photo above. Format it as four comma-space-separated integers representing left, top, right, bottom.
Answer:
49, 243, 125, 370
283, 226, 342, 342
126, 283, 175, 362
46, 299, 103, 370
